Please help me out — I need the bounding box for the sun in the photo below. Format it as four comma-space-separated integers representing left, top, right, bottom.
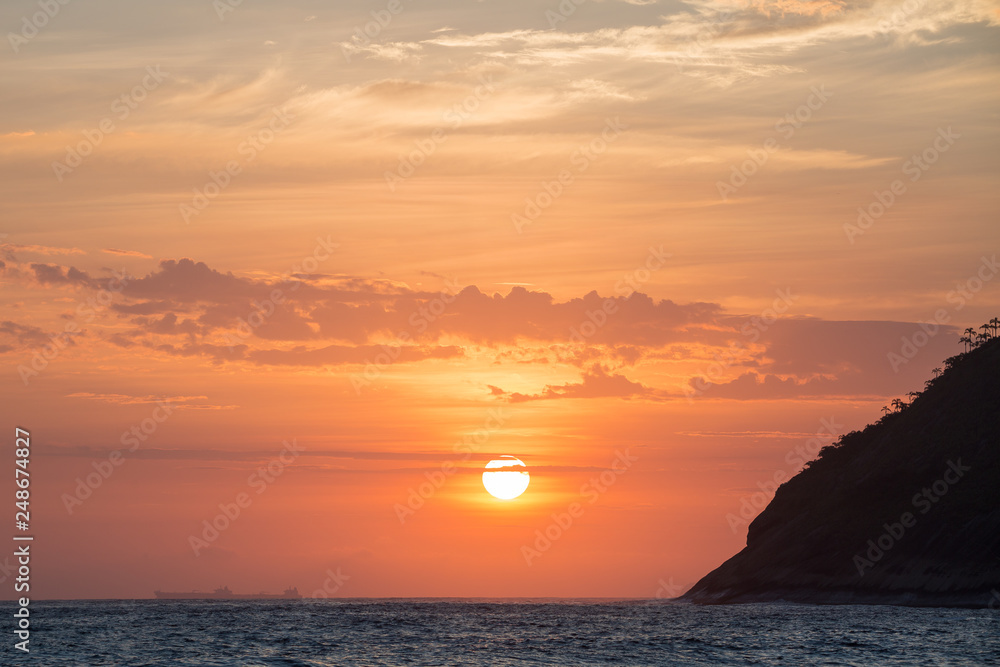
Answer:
482, 455, 530, 500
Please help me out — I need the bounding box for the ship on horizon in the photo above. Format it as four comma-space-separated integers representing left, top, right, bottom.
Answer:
153, 586, 302, 600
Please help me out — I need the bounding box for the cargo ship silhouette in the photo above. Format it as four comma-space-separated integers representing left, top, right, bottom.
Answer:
154, 586, 301, 600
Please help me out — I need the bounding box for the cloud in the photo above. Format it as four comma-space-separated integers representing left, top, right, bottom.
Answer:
65, 393, 236, 409
1, 261, 128, 292
2, 244, 86, 257
740, 0, 849, 19
689, 371, 846, 399
493, 364, 668, 402
341, 41, 424, 62
566, 79, 641, 102
111, 300, 185, 316
245, 344, 464, 367
4, 256, 967, 400
122, 258, 258, 303
28, 263, 97, 287
130, 312, 206, 338
763, 149, 895, 170
676, 429, 835, 438
337, 286, 721, 346
34, 446, 469, 462
0, 320, 59, 350
686, 318, 960, 399
102, 248, 153, 259
419, 1, 998, 78
0, 318, 85, 355
67, 258, 721, 351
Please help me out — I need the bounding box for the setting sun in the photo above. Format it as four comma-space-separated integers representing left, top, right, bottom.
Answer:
482, 456, 531, 500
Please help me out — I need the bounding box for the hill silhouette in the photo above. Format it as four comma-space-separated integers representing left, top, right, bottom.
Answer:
684, 331, 1000, 607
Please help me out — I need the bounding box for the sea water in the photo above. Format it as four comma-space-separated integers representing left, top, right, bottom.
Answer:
7, 599, 1000, 665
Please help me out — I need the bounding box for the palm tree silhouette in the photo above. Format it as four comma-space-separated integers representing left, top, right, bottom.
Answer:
881, 405, 891, 416
960, 335, 972, 353
891, 398, 905, 412
991, 317, 999, 337
932, 367, 942, 377
980, 323, 991, 341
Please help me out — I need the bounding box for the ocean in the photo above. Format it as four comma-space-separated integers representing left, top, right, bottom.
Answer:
8, 599, 1000, 665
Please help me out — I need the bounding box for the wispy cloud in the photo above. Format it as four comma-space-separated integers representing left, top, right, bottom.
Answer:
102, 248, 153, 259
65, 393, 237, 409
2, 243, 86, 256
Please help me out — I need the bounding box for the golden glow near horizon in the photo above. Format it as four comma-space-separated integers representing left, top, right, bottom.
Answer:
483, 456, 531, 500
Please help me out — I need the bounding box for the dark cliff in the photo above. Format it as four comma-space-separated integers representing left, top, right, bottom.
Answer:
684, 336, 1000, 607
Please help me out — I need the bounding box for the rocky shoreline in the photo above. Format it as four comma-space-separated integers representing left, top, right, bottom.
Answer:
683, 334, 1000, 609
683, 584, 1000, 609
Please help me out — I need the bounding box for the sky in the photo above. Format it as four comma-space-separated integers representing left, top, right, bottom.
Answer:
0, 0, 998, 599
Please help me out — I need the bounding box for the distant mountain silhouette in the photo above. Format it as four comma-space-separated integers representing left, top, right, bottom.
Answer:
684, 333, 1000, 607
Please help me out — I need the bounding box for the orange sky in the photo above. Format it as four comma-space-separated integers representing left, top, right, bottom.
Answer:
1, 0, 998, 598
